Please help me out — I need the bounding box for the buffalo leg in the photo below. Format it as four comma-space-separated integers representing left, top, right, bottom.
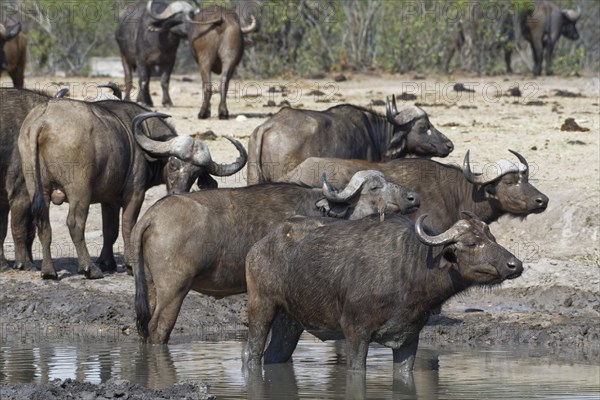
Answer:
341, 316, 370, 371
9, 69, 24, 89
530, 42, 543, 76
66, 198, 103, 279
0, 206, 8, 271
147, 278, 191, 344
345, 369, 367, 400
36, 200, 57, 280
244, 272, 278, 367
121, 56, 133, 101
392, 337, 419, 374
197, 62, 213, 119
137, 63, 153, 107
98, 203, 119, 272
10, 198, 35, 271
544, 41, 555, 76
121, 194, 144, 272
504, 47, 513, 74
263, 310, 303, 364
160, 64, 174, 107
218, 68, 234, 120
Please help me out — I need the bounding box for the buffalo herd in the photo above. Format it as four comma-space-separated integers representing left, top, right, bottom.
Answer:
1, 0, 575, 381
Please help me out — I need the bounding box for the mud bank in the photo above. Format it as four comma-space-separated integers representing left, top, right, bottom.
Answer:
0, 378, 214, 400
1, 259, 598, 354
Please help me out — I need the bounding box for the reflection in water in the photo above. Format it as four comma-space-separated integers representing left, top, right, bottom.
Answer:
1, 333, 599, 399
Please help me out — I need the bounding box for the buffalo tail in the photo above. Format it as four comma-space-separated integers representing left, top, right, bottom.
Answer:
132, 218, 152, 340
29, 123, 48, 229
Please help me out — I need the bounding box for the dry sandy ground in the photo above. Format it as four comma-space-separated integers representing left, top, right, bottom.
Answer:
1, 73, 599, 367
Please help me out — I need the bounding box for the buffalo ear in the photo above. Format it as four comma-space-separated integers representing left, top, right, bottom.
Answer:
197, 171, 218, 189
316, 199, 348, 218
484, 184, 496, 196
439, 245, 457, 269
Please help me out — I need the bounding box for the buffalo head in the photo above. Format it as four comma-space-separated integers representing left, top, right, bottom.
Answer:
386, 95, 454, 158
0, 22, 21, 70
317, 170, 420, 219
132, 112, 247, 194
416, 212, 523, 284
463, 150, 549, 216
561, 6, 582, 40
146, 0, 215, 37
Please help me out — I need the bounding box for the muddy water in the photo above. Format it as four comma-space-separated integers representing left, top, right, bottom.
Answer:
1, 333, 598, 399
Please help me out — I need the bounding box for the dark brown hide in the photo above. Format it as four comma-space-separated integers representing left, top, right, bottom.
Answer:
187, 5, 257, 119
243, 214, 522, 370
280, 154, 549, 232
247, 101, 453, 184
132, 173, 418, 344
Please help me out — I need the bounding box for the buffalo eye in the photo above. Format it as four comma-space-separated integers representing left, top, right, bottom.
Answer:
369, 185, 382, 192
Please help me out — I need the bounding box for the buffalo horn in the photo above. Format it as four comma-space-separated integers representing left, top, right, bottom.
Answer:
190, 0, 201, 13
394, 105, 426, 125
53, 88, 70, 98
386, 96, 394, 122
322, 170, 385, 202
205, 135, 248, 176
148, 0, 222, 25
461, 211, 481, 221
563, 6, 581, 21
0, 22, 21, 40
415, 214, 462, 246
464, 150, 529, 185
241, 15, 257, 34
133, 113, 247, 174
146, 0, 194, 21
132, 112, 178, 156
508, 149, 529, 177
463, 150, 499, 185
98, 82, 122, 100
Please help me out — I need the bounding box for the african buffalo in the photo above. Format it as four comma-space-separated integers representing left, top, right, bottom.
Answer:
513, 0, 582, 76
0, 21, 26, 88
243, 212, 523, 370
184, 3, 257, 119
0, 88, 57, 272
18, 103, 246, 280
116, 1, 199, 106
247, 96, 454, 184
132, 170, 420, 344
280, 150, 548, 232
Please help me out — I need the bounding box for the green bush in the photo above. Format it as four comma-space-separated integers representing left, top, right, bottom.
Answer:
3, 0, 597, 78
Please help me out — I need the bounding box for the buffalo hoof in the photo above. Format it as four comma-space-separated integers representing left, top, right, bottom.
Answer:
83, 265, 104, 280
198, 109, 210, 119
162, 100, 173, 108
125, 265, 133, 276
14, 259, 36, 271
98, 259, 117, 273
0, 262, 11, 272
218, 112, 229, 120
41, 271, 58, 280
